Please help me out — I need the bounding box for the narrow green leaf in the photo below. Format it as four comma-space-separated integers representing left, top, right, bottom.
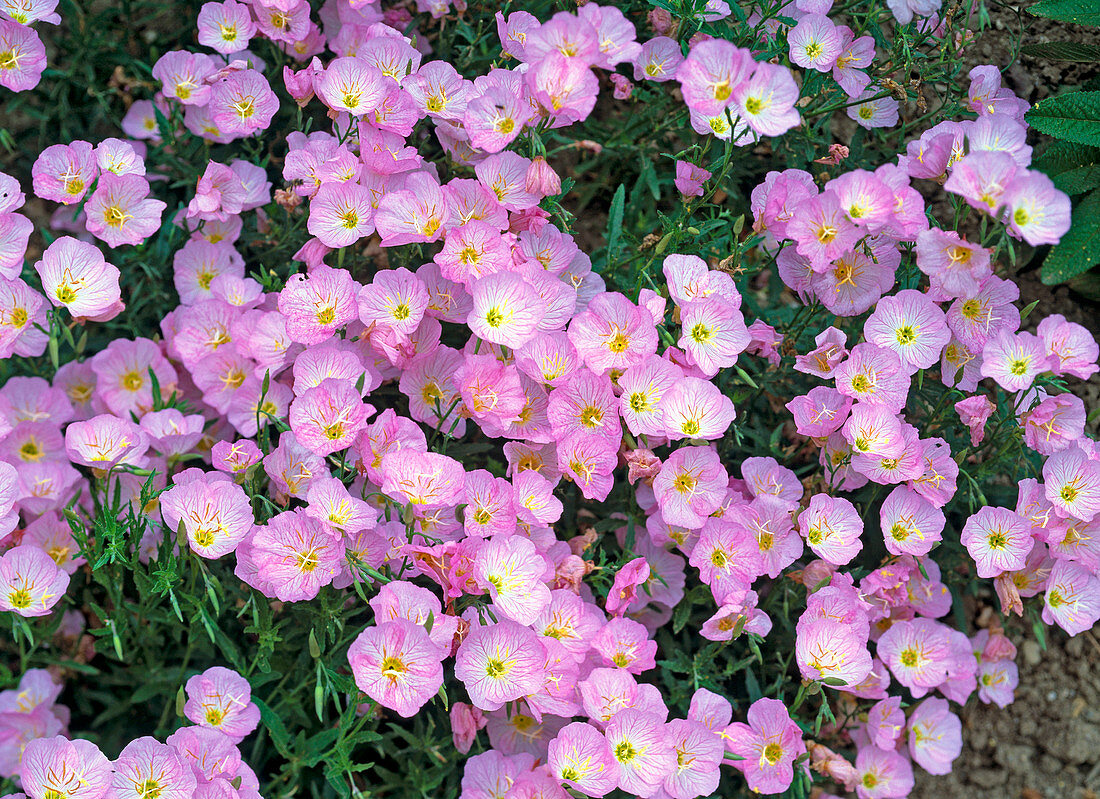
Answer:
254, 697, 295, 758
606, 184, 626, 265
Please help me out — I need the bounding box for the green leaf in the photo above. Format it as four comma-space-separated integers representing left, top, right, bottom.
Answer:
605, 184, 626, 265
1042, 188, 1100, 284
1022, 41, 1100, 61
1029, 0, 1100, 25
1027, 92, 1100, 146
1053, 163, 1100, 194
253, 697, 294, 759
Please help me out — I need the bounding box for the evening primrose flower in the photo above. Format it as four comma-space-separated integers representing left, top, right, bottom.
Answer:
159, 474, 252, 559
34, 236, 123, 321
454, 620, 546, 711
31, 141, 96, 205
0, 545, 69, 617
348, 619, 445, 718
183, 666, 259, 744
724, 697, 806, 795
21, 736, 111, 799
196, 0, 255, 54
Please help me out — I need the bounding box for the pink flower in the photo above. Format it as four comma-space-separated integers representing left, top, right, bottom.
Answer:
799, 494, 862, 565
618, 356, 682, 437
289, 378, 371, 456
833, 26, 874, 96
184, 666, 260, 743
141, 409, 205, 457
32, 142, 96, 205
677, 297, 749, 376
795, 326, 848, 378
208, 69, 279, 137
604, 709, 674, 794
465, 84, 532, 154
690, 519, 763, 604
961, 506, 1033, 578
653, 445, 728, 529
304, 477, 375, 536
907, 697, 962, 775
880, 485, 945, 557
557, 433, 616, 501
847, 89, 899, 129
662, 719, 724, 799
795, 617, 872, 686
81, 173, 164, 248
64, 413, 149, 471
863, 289, 950, 370
787, 190, 861, 271
450, 703, 486, 754
854, 745, 913, 799
196, 1, 256, 54
374, 173, 448, 247
315, 57, 386, 117
111, 737, 196, 799
186, 161, 247, 222
877, 618, 953, 696
381, 450, 465, 508
834, 343, 909, 413
955, 394, 995, 446
307, 181, 374, 247
90, 337, 176, 417
676, 38, 752, 117
278, 265, 360, 345
467, 272, 546, 348
249, 509, 342, 601
605, 557, 650, 617
1022, 394, 1085, 456
724, 697, 806, 794
1003, 170, 1071, 246
1043, 559, 1100, 635
592, 617, 657, 673
786, 386, 852, 438
978, 659, 1018, 707
1035, 314, 1097, 379
34, 236, 123, 321
160, 475, 252, 559
528, 53, 599, 126
474, 534, 551, 625
152, 50, 216, 105
21, 737, 111, 799
788, 14, 841, 71
1043, 444, 1100, 522
0, 546, 68, 617
0, 20, 46, 91
661, 377, 736, 441
348, 619, 445, 718
915, 229, 991, 300
547, 722, 620, 798
675, 161, 711, 197
454, 620, 546, 711
947, 275, 1020, 352
866, 696, 905, 750
633, 36, 683, 81
568, 292, 657, 374
733, 62, 801, 137
980, 330, 1049, 392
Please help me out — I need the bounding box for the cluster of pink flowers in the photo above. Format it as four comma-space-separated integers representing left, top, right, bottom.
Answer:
0, 0, 1094, 797
0, 666, 263, 799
